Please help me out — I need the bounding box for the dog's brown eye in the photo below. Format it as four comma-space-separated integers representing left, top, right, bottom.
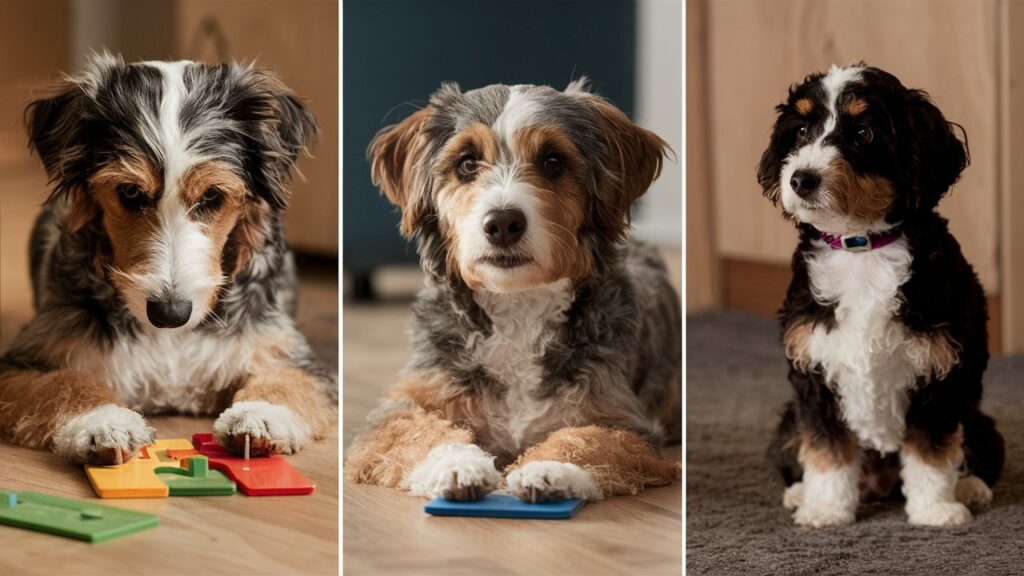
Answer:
542, 154, 565, 177
854, 126, 873, 145
117, 184, 146, 212
797, 126, 809, 140
457, 156, 479, 178
197, 187, 224, 212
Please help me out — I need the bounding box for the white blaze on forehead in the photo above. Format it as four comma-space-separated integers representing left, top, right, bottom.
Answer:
143, 60, 201, 193
492, 87, 542, 142
820, 64, 864, 133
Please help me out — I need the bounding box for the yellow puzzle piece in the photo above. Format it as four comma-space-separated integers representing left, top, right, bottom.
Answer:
85, 439, 195, 498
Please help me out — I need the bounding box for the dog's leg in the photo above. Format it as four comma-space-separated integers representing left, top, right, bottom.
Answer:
901, 424, 974, 526
213, 366, 334, 455
791, 435, 861, 527
0, 368, 153, 464
345, 397, 500, 501
504, 426, 679, 502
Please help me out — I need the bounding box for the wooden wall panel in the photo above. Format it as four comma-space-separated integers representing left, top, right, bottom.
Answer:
1002, 0, 1024, 353
706, 0, 999, 292
176, 0, 339, 255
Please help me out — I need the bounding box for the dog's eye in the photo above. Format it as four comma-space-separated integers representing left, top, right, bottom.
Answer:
542, 154, 565, 177
854, 126, 873, 145
456, 155, 479, 178
797, 126, 809, 140
117, 184, 147, 212
199, 187, 224, 210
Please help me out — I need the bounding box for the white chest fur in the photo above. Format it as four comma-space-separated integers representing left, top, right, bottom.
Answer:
68, 316, 301, 414
471, 279, 573, 449
805, 239, 931, 453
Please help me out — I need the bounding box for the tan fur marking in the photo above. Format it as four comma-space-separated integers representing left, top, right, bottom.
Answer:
0, 369, 121, 448
507, 426, 679, 497
844, 98, 868, 116
917, 331, 961, 380
784, 322, 814, 372
345, 407, 473, 487
904, 425, 964, 469
233, 367, 335, 439
825, 158, 895, 223
798, 434, 859, 471
795, 98, 815, 116
89, 158, 162, 275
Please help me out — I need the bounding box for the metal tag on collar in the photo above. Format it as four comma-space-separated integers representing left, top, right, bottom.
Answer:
840, 234, 871, 252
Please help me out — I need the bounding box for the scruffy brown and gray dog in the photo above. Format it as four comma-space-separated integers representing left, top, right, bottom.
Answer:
345, 79, 681, 502
0, 53, 335, 464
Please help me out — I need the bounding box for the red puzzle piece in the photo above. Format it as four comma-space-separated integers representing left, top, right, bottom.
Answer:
169, 433, 315, 496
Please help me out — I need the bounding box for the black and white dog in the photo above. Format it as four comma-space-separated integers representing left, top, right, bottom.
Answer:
345, 80, 681, 502
0, 53, 335, 464
760, 64, 1004, 527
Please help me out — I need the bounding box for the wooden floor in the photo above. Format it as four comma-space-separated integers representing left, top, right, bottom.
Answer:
342, 257, 683, 576
0, 159, 340, 575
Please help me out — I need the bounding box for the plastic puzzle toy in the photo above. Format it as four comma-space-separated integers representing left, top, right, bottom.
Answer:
424, 494, 585, 519
0, 490, 158, 543
169, 434, 315, 496
85, 438, 198, 498
154, 455, 236, 496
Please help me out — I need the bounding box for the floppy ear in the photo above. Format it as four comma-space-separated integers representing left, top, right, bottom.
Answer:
25, 81, 100, 233
367, 107, 434, 237
902, 89, 969, 211
590, 98, 670, 239
234, 66, 319, 210
756, 108, 786, 205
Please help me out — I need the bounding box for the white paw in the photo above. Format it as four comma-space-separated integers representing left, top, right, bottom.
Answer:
955, 475, 993, 510
505, 461, 603, 503
793, 504, 855, 528
51, 404, 155, 465
405, 443, 500, 501
907, 501, 973, 527
783, 482, 804, 510
213, 400, 311, 455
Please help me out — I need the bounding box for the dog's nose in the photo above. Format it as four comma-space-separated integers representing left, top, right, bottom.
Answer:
146, 297, 192, 329
483, 209, 527, 247
790, 169, 822, 198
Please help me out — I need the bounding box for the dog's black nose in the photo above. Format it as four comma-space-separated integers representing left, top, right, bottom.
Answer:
790, 170, 822, 198
483, 209, 527, 247
146, 298, 192, 329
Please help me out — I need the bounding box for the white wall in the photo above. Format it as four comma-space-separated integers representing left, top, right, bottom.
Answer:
632, 0, 683, 248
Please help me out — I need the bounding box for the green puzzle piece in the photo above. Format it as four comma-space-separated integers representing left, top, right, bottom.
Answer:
154, 456, 236, 496
0, 490, 158, 543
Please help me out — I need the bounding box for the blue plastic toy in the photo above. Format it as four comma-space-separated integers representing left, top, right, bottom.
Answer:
424, 494, 585, 519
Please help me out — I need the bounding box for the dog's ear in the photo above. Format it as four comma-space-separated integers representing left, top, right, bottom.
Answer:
589, 96, 669, 240
757, 106, 787, 205
368, 107, 434, 237
233, 66, 319, 210
25, 80, 101, 233
902, 89, 969, 212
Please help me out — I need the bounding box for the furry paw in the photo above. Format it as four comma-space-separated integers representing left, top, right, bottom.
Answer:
405, 443, 500, 501
793, 504, 855, 528
955, 475, 993, 510
907, 501, 973, 527
51, 404, 155, 465
505, 461, 602, 503
213, 400, 312, 456
783, 482, 804, 510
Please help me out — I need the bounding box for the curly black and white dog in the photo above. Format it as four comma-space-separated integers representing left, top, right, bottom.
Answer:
345, 79, 681, 502
760, 64, 1004, 527
0, 53, 335, 464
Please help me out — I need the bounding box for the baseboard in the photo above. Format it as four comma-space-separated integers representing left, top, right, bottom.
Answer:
722, 258, 1004, 355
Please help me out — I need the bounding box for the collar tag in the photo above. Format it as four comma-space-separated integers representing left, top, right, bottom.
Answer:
840, 235, 871, 252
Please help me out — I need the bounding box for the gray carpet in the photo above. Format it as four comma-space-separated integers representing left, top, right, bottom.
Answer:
686, 310, 1024, 576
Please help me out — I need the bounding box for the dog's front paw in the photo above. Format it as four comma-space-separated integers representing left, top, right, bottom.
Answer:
955, 475, 993, 510
405, 443, 500, 501
907, 501, 973, 527
783, 482, 804, 510
793, 503, 855, 528
51, 404, 155, 465
506, 461, 602, 503
213, 400, 312, 456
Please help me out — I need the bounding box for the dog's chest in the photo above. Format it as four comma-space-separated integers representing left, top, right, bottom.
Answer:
470, 280, 573, 451
804, 240, 929, 453
71, 321, 296, 414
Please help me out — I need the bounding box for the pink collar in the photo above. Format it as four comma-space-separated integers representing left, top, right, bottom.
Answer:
817, 228, 901, 252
